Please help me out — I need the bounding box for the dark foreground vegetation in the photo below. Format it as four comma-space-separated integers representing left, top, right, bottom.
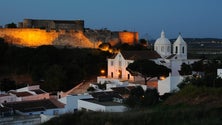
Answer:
0, 38, 111, 91
43, 85, 222, 125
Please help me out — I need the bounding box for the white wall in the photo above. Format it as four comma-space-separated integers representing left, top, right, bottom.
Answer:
0, 94, 17, 103
78, 99, 127, 112
107, 52, 134, 81
20, 108, 65, 116
78, 99, 106, 112
59, 94, 92, 113
217, 69, 222, 78
158, 75, 184, 95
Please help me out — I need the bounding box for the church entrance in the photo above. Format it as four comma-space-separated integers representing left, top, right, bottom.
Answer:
118, 70, 122, 79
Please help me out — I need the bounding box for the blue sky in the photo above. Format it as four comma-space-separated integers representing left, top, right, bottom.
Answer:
1, 0, 222, 39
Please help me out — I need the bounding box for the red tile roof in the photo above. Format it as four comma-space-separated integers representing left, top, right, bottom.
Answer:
10, 91, 33, 97
3, 99, 64, 112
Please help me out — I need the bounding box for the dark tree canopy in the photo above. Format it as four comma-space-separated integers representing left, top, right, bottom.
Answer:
6, 22, 17, 28
126, 59, 171, 84
179, 63, 192, 76
125, 86, 159, 108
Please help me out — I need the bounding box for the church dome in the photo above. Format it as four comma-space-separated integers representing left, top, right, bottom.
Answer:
154, 30, 171, 46
173, 34, 186, 46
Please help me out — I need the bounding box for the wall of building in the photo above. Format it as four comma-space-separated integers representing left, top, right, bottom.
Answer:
20, 93, 50, 101
78, 99, 126, 112
59, 94, 92, 113
118, 31, 139, 45
217, 69, 222, 78
107, 53, 134, 81
0, 95, 17, 103
0, 28, 100, 48
158, 75, 183, 95
21, 19, 84, 31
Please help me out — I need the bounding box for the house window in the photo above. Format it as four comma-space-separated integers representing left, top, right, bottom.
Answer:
111, 61, 113, 66
182, 46, 185, 53
111, 72, 113, 78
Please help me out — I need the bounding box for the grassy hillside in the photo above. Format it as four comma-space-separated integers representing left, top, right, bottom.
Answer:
43, 85, 222, 125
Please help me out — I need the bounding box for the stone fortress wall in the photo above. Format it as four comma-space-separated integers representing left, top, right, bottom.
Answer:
0, 19, 138, 48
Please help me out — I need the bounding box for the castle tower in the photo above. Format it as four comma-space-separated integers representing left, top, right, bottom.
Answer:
173, 34, 187, 59
154, 30, 172, 58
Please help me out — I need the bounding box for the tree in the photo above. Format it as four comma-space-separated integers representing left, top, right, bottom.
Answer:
125, 86, 144, 107
125, 86, 159, 108
44, 64, 67, 91
0, 78, 16, 91
142, 88, 159, 106
179, 63, 192, 76
139, 39, 148, 47
192, 60, 205, 72
6, 22, 17, 28
126, 59, 171, 85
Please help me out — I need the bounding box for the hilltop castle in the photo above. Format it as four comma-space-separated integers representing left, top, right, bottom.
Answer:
0, 19, 138, 48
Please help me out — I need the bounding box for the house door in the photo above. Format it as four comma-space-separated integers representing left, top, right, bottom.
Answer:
118, 70, 122, 79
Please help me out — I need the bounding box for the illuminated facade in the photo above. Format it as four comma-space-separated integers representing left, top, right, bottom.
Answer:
107, 51, 161, 82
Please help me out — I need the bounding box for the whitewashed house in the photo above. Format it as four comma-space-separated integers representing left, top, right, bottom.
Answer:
2, 99, 65, 116
58, 94, 93, 113
97, 50, 161, 84
8, 85, 50, 101
77, 91, 127, 112
0, 94, 16, 103
78, 99, 127, 112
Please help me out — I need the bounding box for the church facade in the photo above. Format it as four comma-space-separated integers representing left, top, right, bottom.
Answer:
104, 31, 199, 95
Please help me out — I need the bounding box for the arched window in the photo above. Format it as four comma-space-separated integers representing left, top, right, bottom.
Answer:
161, 46, 164, 52
167, 46, 170, 52
175, 46, 178, 53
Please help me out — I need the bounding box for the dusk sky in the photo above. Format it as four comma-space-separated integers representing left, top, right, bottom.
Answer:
1, 0, 222, 39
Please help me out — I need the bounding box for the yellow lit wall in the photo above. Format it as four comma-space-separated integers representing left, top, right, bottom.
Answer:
0, 28, 58, 47
118, 32, 139, 45
0, 28, 99, 48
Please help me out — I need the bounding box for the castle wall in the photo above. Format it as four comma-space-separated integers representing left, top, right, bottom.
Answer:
0, 28, 58, 46
0, 28, 99, 48
118, 32, 139, 45
22, 19, 84, 31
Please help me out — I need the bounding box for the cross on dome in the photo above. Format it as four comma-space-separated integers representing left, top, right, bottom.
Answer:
161, 30, 165, 38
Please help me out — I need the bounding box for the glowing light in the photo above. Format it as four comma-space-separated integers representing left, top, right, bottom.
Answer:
160, 76, 166, 80
100, 69, 105, 74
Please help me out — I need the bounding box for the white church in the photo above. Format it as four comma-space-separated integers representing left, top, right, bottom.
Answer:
98, 31, 199, 95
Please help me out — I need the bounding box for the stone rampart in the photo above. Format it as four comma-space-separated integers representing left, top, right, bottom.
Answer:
0, 28, 100, 48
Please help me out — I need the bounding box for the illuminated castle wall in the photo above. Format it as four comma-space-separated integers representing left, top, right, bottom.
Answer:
0, 29, 99, 48
0, 19, 139, 48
